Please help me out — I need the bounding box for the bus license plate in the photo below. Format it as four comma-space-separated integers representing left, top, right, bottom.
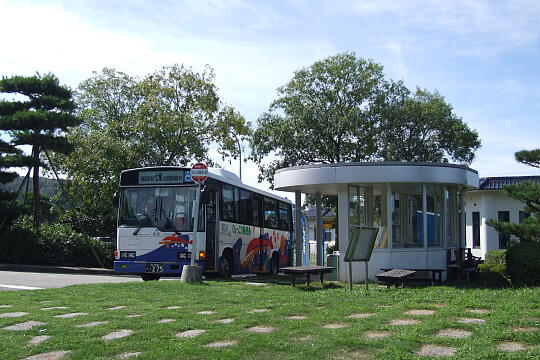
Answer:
145, 263, 164, 273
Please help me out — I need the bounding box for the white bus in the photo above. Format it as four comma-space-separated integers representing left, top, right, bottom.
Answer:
113, 166, 293, 280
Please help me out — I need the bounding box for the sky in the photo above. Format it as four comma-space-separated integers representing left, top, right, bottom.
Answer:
1, 0, 539, 200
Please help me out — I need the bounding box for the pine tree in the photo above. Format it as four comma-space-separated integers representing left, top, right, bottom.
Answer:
487, 149, 540, 241
0, 73, 80, 226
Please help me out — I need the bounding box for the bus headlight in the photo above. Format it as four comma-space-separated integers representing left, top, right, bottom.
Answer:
198, 251, 206, 260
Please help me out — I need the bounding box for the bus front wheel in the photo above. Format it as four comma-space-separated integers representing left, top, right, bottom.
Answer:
141, 274, 161, 281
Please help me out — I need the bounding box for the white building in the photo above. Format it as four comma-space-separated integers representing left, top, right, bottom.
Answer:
464, 176, 540, 259
275, 162, 478, 282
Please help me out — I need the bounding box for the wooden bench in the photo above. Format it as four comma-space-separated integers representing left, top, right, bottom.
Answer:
380, 268, 445, 284
376, 269, 417, 288
280, 266, 335, 287
447, 248, 480, 281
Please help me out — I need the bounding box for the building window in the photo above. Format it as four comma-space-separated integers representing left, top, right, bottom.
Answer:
472, 212, 480, 249
498, 211, 510, 249
519, 211, 529, 223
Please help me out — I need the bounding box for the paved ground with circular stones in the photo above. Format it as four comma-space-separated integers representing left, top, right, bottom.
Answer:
416, 344, 457, 357
2, 300, 538, 358
436, 329, 472, 339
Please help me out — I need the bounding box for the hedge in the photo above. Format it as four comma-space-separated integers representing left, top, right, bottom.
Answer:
505, 241, 540, 287
478, 249, 507, 274
0, 217, 113, 268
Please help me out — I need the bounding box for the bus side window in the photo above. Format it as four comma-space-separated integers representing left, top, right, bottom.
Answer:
278, 201, 291, 231
252, 195, 262, 227
221, 184, 236, 222
264, 197, 278, 229
238, 188, 252, 225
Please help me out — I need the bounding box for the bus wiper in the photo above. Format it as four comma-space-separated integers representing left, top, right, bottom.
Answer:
133, 214, 149, 235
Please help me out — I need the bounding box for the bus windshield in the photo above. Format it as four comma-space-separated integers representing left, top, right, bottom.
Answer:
119, 187, 203, 232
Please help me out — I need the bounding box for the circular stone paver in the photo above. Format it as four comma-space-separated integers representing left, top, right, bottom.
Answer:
496, 342, 529, 352
176, 329, 206, 338
457, 317, 485, 324
436, 329, 472, 339
75, 321, 109, 328
40, 307, 68, 311
196, 311, 215, 315
0, 305, 13, 308
23, 350, 70, 360
416, 344, 456, 357
166, 306, 181, 310
0, 311, 28, 318
468, 309, 490, 314
512, 326, 538, 332
117, 352, 142, 359
27, 335, 51, 347
390, 319, 421, 326
323, 323, 348, 329
3, 321, 46, 331
205, 340, 237, 348
334, 349, 371, 359
248, 326, 275, 333
245, 282, 267, 286
348, 313, 374, 319
157, 319, 175, 324
102, 329, 133, 340
126, 314, 142, 318
363, 331, 391, 339
215, 318, 235, 324
107, 306, 127, 311
286, 315, 308, 320
55, 312, 87, 318
247, 309, 270, 313
405, 309, 436, 316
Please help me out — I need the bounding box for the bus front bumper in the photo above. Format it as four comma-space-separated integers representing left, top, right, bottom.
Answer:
114, 261, 205, 275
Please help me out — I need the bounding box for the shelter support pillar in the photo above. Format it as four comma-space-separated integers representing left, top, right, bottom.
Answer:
316, 192, 323, 265
295, 190, 303, 266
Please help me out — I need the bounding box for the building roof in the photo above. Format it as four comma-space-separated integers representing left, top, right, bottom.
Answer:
274, 161, 478, 194
478, 176, 540, 190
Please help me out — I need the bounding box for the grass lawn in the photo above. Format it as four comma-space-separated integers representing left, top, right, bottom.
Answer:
0, 274, 539, 360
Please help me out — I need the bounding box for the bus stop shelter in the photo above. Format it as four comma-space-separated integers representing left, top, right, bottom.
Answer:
274, 162, 478, 282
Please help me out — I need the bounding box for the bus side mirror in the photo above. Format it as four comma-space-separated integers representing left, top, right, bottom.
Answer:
112, 192, 120, 208
200, 189, 210, 204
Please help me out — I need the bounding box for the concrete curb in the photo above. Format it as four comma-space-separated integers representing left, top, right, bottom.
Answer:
0, 263, 115, 276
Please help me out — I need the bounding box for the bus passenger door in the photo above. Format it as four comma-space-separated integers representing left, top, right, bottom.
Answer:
252, 194, 266, 272
205, 190, 218, 271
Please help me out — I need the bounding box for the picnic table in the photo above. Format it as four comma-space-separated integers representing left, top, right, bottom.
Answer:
280, 266, 335, 287
376, 269, 417, 288
380, 268, 445, 284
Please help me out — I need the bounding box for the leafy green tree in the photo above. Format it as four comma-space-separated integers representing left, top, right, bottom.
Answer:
56, 65, 250, 236
487, 149, 540, 242
377, 86, 480, 163
0, 73, 80, 225
0, 140, 29, 225
251, 52, 481, 186
251, 52, 386, 184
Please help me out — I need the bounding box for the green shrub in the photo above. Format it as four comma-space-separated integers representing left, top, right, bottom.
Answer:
0, 217, 113, 268
505, 241, 540, 287
478, 249, 507, 274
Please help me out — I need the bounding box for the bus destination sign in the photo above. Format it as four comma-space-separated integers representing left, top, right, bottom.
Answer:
139, 170, 184, 185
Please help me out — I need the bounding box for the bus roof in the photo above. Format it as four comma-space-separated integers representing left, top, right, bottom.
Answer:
119, 166, 292, 204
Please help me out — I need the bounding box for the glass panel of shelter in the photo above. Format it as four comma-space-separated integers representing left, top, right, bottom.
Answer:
348, 183, 463, 250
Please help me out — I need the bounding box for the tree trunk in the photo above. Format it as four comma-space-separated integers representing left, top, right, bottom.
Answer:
33, 146, 40, 227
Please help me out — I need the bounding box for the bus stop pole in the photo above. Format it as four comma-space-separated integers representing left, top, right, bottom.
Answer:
190, 182, 201, 266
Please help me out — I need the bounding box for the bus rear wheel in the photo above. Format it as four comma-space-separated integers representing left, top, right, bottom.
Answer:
141, 274, 161, 281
